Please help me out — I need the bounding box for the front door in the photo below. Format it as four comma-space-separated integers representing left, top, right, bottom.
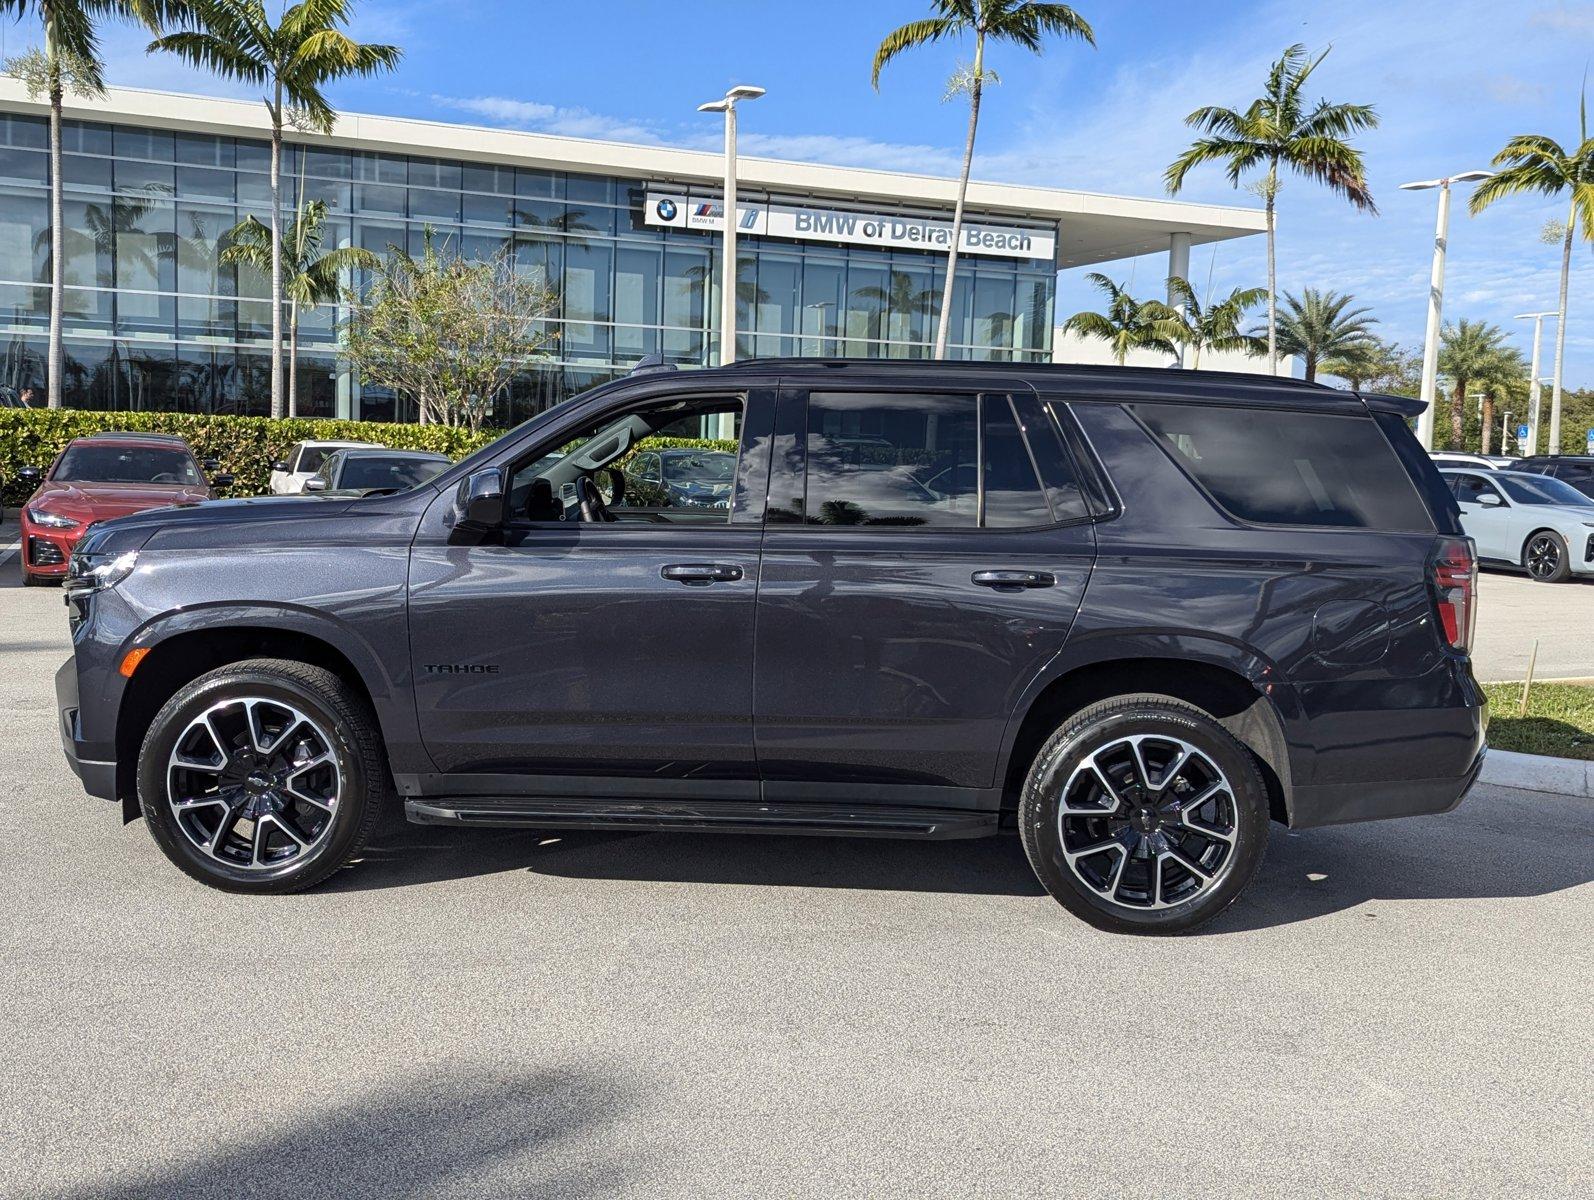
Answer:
407, 386, 773, 795
753, 381, 1096, 805
1450, 472, 1512, 560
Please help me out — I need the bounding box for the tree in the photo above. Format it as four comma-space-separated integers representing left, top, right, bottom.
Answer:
1165, 44, 1378, 375
872, 1, 1093, 359
1321, 336, 1418, 394
147, 0, 399, 418
1475, 347, 1528, 455
1164, 276, 1265, 369
1061, 273, 1187, 365
220, 198, 376, 417
1469, 88, 1594, 456
1266, 288, 1379, 383
342, 235, 559, 432
1437, 319, 1513, 452
1, 2, 179, 408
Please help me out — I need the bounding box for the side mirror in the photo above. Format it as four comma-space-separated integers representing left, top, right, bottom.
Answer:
18, 465, 41, 483
448, 468, 505, 545
271, 459, 291, 472
211, 473, 235, 488
304, 477, 328, 492
201, 457, 221, 473
1479, 493, 1503, 507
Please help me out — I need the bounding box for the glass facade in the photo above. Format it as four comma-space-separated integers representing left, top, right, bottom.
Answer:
0, 110, 1056, 426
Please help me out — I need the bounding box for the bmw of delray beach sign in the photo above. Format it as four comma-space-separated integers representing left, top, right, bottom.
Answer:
645, 191, 1056, 261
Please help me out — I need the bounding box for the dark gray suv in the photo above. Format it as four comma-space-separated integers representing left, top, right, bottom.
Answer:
55, 361, 1487, 934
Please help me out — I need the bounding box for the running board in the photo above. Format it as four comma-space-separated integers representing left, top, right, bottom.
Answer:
404, 797, 998, 840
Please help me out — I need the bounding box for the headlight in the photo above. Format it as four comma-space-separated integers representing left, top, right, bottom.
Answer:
27, 506, 80, 529
65, 549, 138, 593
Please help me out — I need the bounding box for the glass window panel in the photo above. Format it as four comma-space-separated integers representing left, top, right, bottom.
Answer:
805, 391, 978, 528
662, 247, 709, 362
408, 186, 460, 222
844, 260, 887, 356
0, 281, 47, 326
971, 271, 1017, 359
235, 139, 271, 173
60, 199, 114, 289
460, 231, 507, 262
62, 153, 113, 192
174, 132, 233, 167
354, 151, 406, 184
565, 175, 614, 205
62, 285, 112, 327
0, 187, 47, 282
303, 147, 351, 179
409, 224, 460, 257
0, 147, 46, 186
62, 121, 113, 156
175, 165, 234, 202
462, 163, 515, 195
513, 234, 563, 297
408, 157, 461, 189
230, 348, 272, 417
564, 203, 617, 236
235, 172, 277, 209
1, 114, 47, 149
357, 219, 405, 258
515, 168, 560, 199
62, 337, 118, 409
614, 244, 660, 356
753, 254, 799, 358
463, 192, 514, 226
115, 158, 176, 197
177, 294, 236, 340
174, 344, 230, 411
799, 258, 843, 356
114, 127, 173, 161
980, 395, 1052, 527
515, 197, 566, 230
236, 297, 273, 340
300, 177, 352, 211
354, 182, 406, 216
563, 240, 613, 354
175, 204, 236, 297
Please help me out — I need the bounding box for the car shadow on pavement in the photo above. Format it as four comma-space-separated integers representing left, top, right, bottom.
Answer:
337, 788, 1594, 932
40, 1065, 627, 1200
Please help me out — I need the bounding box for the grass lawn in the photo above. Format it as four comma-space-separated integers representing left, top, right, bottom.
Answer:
1482, 681, 1594, 761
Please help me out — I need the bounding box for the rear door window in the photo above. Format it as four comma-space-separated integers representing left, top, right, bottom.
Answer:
1131, 403, 1433, 531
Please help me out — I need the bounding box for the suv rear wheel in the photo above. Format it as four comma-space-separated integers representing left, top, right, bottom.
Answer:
138, 658, 388, 893
1019, 695, 1269, 935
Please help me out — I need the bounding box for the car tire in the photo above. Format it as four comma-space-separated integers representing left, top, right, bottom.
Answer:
138, 657, 390, 894
1018, 694, 1269, 936
21, 569, 43, 586
1523, 530, 1572, 583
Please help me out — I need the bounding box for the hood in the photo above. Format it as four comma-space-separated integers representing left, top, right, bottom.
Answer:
29, 479, 212, 522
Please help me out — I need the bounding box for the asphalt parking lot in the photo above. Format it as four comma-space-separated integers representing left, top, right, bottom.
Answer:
1, 527, 1590, 1199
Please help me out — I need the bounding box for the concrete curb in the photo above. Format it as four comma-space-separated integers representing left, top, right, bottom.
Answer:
1479, 748, 1594, 798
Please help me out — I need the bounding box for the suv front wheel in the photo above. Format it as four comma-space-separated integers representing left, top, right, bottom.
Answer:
1019, 695, 1269, 935
138, 658, 389, 893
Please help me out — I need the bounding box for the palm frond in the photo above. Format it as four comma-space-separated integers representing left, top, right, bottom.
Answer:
871, 16, 956, 88
147, 29, 268, 84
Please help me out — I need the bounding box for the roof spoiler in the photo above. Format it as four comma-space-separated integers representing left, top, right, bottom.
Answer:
1359, 392, 1426, 419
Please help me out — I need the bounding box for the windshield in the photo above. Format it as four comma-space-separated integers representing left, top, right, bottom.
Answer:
663, 452, 735, 484
337, 456, 448, 491
1497, 474, 1594, 507
55, 444, 202, 485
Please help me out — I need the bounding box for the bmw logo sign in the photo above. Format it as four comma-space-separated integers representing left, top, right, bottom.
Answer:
655, 198, 678, 221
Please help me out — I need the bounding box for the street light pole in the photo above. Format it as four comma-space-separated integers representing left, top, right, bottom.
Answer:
1401, 170, 1492, 450
698, 85, 765, 366
1514, 310, 1558, 456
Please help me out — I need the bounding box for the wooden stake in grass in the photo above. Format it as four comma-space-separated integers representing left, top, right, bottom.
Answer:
1519, 639, 1540, 718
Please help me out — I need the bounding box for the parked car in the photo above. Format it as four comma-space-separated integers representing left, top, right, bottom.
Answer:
302, 448, 452, 497
55, 360, 1485, 935
268, 440, 376, 494
1429, 451, 1510, 471
18, 434, 230, 586
625, 448, 737, 509
1513, 454, 1594, 500
1439, 467, 1594, 582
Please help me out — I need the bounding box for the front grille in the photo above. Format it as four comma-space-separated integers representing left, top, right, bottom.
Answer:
28, 537, 64, 567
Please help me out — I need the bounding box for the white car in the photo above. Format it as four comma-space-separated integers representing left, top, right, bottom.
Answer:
1440, 468, 1594, 583
1430, 451, 1513, 471
268, 440, 378, 495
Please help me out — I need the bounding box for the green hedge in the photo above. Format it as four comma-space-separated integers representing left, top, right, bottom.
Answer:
0, 409, 495, 506
0, 409, 740, 507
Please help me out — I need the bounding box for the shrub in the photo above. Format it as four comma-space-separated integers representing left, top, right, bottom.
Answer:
0, 409, 495, 506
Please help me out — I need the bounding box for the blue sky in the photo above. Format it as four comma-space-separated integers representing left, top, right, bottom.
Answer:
12, 0, 1593, 385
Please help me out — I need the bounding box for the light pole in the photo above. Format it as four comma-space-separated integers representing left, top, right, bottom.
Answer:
1401, 170, 1492, 449
698, 84, 766, 366
1514, 310, 1559, 456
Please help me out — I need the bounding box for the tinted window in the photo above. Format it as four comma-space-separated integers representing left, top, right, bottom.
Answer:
1133, 404, 1432, 531
297, 446, 336, 473
55, 444, 201, 485
806, 392, 978, 527
1448, 473, 1500, 505
337, 456, 447, 491
981, 395, 1052, 527
1496, 474, 1594, 507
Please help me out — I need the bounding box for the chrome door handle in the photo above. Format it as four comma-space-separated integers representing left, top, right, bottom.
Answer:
971, 570, 1055, 590
661, 563, 744, 585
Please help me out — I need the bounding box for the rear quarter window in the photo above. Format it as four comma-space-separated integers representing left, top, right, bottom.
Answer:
1131, 402, 1433, 532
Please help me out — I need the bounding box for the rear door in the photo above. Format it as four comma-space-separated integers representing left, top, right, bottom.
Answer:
752, 380, 1096, 804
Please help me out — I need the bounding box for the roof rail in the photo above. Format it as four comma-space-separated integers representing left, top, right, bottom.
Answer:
84, 430, 188, 442
628, 353, 677, 376
708, 356, 1338, 391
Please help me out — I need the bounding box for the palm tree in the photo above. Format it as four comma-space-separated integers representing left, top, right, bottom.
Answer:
1165, 276, 1266, 369
221, 198, 375, 417
1265, 288, 1379, 383
1165, 44, 1378, 374
1469, 91, 1594, 456
1438, 320, 1513, 452
146, 1, 399, 418
1475, 346, 1528, 455
1061, 273, 1187, 365
1, 2, 179, 407
872, 1, 1093, 359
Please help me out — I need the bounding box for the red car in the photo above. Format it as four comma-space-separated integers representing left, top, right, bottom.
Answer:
17, 433, 231, 586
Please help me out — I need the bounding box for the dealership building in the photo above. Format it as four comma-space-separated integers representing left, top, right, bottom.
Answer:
0, 82, 1266, 424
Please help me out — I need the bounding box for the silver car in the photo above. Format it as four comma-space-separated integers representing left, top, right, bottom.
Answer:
1439, 468, 1594, 583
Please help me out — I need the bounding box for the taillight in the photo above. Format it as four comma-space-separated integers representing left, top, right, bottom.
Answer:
1431, 536, 1477, 653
